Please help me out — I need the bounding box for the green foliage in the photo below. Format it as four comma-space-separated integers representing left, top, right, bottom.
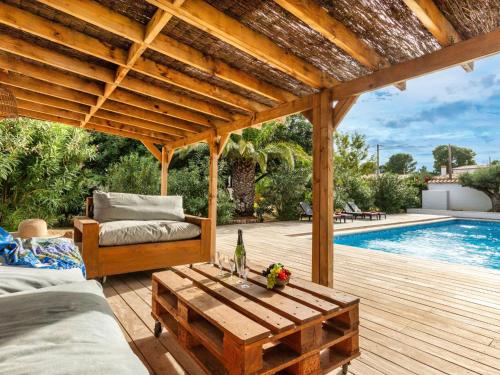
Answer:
432, 145, 476, 173
384, 153, 417, 174
256, 165, 310, 220
334, 132, 376, 176
459, 165, 500, 211
0, 118, 97, 230
103, 152, 161, 195
370, 174, 420, 214
335, 173, 373, 211
168, 157, 234, 224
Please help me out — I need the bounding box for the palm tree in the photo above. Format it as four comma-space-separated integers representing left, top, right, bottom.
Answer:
223, 121, 310, 217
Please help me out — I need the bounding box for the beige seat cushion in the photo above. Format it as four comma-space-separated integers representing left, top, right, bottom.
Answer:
93, 191, 185, 222
99, 220, 201, 246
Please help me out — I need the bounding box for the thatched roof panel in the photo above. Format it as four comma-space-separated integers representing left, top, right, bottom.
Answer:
3, 0, 132, 50
127, 70, 248, 116
142, 48, 278, 107
435, 0, 499, 39
94, 0, 157, 25
0, 24, 117, 71
162, 17, 316, 98
316, 0, 441, 64
205, 0, 369, 81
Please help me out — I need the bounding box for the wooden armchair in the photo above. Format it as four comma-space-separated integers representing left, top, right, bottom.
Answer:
73, 198, 211, 279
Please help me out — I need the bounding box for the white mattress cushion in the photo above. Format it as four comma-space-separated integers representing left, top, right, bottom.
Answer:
93, 191, 185, 222
99, 220, 201, 246
0, 266, 85, 295
0, 281, 148, 375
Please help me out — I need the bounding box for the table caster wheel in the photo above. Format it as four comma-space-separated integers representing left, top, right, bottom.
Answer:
154, 321, 162, 338
342, 363, 350, 374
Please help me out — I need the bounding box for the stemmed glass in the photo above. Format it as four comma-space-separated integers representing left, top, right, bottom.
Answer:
216, 251, 224, 277
236, 256, 250, 288
229, 258, 236, 281
241, 266, 250, 288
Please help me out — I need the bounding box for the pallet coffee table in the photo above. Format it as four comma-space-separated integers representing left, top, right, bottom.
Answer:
151, 263, 360, 375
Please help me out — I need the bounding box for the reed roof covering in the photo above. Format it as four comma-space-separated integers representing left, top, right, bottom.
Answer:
0, 0, 498, 150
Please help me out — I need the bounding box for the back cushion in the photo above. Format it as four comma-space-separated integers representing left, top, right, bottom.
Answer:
93, 191, 185, 222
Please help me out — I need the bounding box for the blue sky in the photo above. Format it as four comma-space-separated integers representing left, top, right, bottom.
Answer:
341, 54, 500, 170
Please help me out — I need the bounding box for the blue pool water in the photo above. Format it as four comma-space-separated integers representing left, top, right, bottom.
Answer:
335, 219, 500, 270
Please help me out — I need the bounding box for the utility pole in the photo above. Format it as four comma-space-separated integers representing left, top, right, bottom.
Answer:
447, 144, 453, 179
376, 144, 380, 177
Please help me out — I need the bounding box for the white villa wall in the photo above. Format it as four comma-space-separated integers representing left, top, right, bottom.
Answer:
424, 183, 492, 211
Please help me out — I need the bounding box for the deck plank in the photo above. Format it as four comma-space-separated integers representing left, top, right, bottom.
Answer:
105, 217, 500, 375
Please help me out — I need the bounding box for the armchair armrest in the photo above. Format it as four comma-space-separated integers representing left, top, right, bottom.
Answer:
73, 216, 100, 279
184, 215, 210, 226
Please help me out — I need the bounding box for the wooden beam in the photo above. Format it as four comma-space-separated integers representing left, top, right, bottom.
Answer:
38, 0, 144, 43
274, 0, 388, 70
217, 133, 231, 157
17, 99, 85, 121
101, 101, 204, 133
165, 94, 313, 150
331, 29, 500, 99
120, 76, 234, 121
403, 0, 474, 72
133, 56, 268, 112
160, 146, 175, 195
0, 52, 102, 96
6, 86, 90, 114
17, 108, 167, 144
93, 109, 188, 138
109, 89, 217, 128
40, 0, 294, 103
0, 33, 114, 83
207, 136, 218, 259
0, 71, 96, 106
89, 117, 175, 142
147, 0, 338, 88
333, 96, 359, 124
311, 90, 334, 287
142, 141, 162, 162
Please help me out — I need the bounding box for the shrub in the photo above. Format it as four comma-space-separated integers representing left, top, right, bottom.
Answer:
168, 158, 234, 224
257, 166, 311, 220
335, 173, 373, 211
104, 152, 161, 195
0, 118, 97, 230
370, 173, 419, 213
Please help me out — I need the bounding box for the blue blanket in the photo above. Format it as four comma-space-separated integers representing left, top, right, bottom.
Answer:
0, 233, 85, 277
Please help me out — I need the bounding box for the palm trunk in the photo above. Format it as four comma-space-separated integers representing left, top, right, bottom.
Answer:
231, 158, 256, 216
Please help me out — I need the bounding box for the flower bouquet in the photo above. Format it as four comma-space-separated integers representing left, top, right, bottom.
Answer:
262, 263, 291, 289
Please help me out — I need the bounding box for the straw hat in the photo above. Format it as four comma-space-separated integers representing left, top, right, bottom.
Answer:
13, 219, 58, 239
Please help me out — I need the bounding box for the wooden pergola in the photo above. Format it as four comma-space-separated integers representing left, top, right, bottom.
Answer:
0, 0, 498, 286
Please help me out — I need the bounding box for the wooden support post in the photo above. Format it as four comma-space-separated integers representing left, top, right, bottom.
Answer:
207, 136, 218, 260
160, 146, 174, 195
311, 92, 358, 287
311, 90, 334, 287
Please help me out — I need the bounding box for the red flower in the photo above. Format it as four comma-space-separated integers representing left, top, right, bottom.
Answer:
278, 270, 288, 280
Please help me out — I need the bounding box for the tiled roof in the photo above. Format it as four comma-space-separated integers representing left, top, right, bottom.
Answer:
428, 175, 458, 184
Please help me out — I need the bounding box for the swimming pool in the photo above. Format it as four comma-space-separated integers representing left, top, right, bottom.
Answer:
335, 219, 500, 270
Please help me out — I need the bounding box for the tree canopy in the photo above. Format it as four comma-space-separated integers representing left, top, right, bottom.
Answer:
459, 165, 500, 212
384, 153, 417, 174
432, 145, 476, 173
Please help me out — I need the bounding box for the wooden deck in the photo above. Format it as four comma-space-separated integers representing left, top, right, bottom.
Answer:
105, 217, 500, 375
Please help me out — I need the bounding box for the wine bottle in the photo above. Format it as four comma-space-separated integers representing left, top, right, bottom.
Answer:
234, 229, 246, 269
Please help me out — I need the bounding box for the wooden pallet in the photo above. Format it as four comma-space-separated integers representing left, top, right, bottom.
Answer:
151, 264, 360, 375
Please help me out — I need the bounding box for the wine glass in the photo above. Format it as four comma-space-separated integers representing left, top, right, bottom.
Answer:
241, 267, 250, 288
235, 255, 245, 284
229, 258, 236, 281
216, 251, 224, 277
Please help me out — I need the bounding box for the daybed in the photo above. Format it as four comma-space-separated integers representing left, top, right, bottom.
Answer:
74, 192, 211, 279
0, 266, 147, 375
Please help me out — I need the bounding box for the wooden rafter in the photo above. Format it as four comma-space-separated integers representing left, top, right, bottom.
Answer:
274, 0, 408, 91
142, 141, 162, 162
38, 0, 295, 103
0, 4, 239, 122
403, 0, 474, 72
147, 0, 338, 88
8, 86, 90, 114
331, 29, 500, 99
17, 108, 168, 144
